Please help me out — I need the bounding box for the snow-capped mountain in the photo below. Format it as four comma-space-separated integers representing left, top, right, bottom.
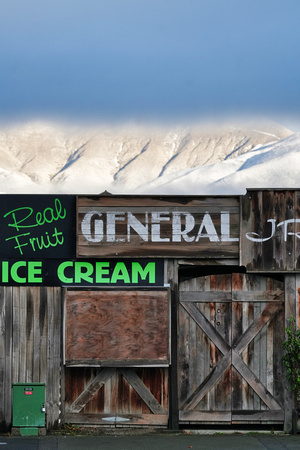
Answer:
0, 120, 297, 195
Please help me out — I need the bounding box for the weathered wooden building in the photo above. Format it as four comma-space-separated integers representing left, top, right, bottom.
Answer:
0, 190, 299, 433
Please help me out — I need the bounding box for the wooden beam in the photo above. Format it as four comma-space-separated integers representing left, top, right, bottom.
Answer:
232, 351, 282, 410
233, 302, 284, 355
182, 351, 231, 412
180, 411, 231, 422
67, 368, 116, 413
232, 410, 284, 422
181, 302, 230, 355
120, 369, 167, 415
65, 412, 168, 426
232, 291, 284, 302
180, 291, 232, 302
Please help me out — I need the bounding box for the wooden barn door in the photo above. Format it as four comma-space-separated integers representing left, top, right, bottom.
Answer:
178, 273, 285, 425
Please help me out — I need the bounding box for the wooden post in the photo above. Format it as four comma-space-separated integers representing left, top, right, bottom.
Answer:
167, 259, 179, 430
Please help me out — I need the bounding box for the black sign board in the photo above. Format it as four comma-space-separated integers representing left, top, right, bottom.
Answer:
0, 258, 164, 287
0, 195, 76, 259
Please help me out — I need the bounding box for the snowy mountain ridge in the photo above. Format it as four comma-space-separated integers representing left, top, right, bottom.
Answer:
0, 120, 298, 195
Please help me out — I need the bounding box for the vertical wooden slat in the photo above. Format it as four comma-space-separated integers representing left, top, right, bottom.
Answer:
212, 274, 232, 413
273, 297, 285, 409
178, 292, 190, 406
189, 279, 198, 404
19, 287, 27, 382
233, 274, 247, 411
232, 300, 242, 411
0, 288, 13, 431
118, 369, 130, 415
46, 287, 54, 428
262, 191, 276, 271
241, 191, 263, 271
46, 287, 62, 429
5, 288, 13, 431
258, 274, 267, 411
242, 303, 251, 410
60, 288, 66, 425
0, 288, 6, 430
142, 369, 155, 414
110, 371, 117, 415
195, 277, 207, 410
169, 259, 179, 430
247, 301, 255, 410
209, 300, 216, 411
232, 273, 243, 412
32, 287, 40, 382
12, 287, 20, 384
39, 287, 48, 383
162, 368, 169, 412
53, 286, 62, 428
266, 313, 274, 396
259, 303, 267, 411
203, 276, 211, 412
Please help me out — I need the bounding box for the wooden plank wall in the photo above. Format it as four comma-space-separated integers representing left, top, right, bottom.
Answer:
0, 286, 62, 432
241, 190, 300, 271
1, 270, 300, 431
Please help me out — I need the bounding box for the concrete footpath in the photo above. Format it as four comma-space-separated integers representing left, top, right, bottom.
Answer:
1, 431, 300, 450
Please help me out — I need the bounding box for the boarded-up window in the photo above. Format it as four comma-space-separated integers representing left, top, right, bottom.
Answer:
65, 289, 169, 366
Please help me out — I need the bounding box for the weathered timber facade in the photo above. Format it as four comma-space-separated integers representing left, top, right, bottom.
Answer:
0, 287, 62, 430
241, 190, 300, 271
0, 190, 300, 433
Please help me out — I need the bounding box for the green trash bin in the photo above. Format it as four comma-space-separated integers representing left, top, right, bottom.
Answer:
12, 383, 46, 435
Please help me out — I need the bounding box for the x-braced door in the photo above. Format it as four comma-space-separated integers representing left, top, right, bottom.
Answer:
178, 273, 285, 424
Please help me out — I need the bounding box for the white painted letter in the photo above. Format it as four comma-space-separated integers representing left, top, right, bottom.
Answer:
127, 212, 149, 241
246, 219, 276, 242
277, 218, 300, 241
81, 211, 103, 242
196, 213, 219, 242
172, 212, 195, 242
107, 212, 125, 242
221, 211, 239, 242
151, 212, 170, 242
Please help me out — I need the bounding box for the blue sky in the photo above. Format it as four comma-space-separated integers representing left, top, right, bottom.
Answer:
1, 0, 300, 127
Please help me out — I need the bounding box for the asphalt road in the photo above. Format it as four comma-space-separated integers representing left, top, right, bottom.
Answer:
1, 433, 300, 450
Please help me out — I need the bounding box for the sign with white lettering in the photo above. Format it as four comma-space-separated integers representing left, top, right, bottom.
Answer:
77, 196, 240, 258
241, 190, 300, 271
